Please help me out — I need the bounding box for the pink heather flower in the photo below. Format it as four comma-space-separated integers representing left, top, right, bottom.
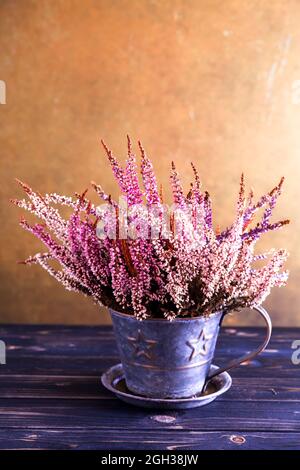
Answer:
125, 136, 143, 206
139, 140, 161, 206
170, 161, 186, 208
12, 138, 290, 319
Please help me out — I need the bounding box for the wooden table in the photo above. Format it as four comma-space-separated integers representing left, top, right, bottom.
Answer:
0, 325, 299, 450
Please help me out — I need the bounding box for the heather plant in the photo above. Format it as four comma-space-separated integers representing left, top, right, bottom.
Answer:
12, 138, 289, 320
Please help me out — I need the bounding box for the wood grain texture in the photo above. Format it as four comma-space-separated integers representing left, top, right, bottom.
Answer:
0, 325, 299, 450
0, 0, 300, 325
0, 429, 298, 450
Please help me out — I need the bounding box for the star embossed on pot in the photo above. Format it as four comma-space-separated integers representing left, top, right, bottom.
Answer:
186, 329, 213, 361
127, 330, 157, 360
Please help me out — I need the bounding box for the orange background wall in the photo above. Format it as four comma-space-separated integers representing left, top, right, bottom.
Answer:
0, 0, 299, 325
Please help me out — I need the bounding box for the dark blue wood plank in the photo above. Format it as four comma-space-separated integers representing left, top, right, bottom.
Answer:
0, 350, 297, 379
0, 325, 299, 450
0, 428, 298, 450
0, 398, 298, 431
0, 326, 298, 379
1, 326, 299, 356
0, 376, 299, 402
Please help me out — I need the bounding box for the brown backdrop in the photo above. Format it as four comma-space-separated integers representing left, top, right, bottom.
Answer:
0, 0, 299, 326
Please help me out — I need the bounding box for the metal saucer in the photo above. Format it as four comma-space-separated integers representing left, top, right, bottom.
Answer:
101, 363, 232, 409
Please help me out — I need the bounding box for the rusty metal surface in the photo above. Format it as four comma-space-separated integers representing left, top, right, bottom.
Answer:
0, 0, 298, 325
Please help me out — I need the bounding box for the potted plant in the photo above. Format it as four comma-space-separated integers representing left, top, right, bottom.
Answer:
12, 137, 289, 401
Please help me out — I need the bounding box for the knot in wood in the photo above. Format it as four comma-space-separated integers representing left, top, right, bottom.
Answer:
230, 435, 246, 445
151, 415, 176, 424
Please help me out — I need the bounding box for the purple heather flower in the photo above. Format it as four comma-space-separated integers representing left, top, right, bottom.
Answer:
12, 139, 290, 319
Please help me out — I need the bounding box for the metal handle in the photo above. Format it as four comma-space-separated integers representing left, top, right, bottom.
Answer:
207, 305, 272, 381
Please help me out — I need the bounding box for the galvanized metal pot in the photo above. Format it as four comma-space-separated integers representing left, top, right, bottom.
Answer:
110, 306, 272, 399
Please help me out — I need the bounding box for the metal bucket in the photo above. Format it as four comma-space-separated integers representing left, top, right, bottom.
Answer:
110, 306, 272, 399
